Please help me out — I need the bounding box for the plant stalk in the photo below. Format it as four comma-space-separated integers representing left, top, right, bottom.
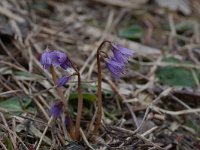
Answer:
67, 59, 83, 140
93, 40, 110, 133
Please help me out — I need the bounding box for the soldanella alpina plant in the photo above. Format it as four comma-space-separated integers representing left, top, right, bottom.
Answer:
93, 41, 134, 133
40, 48, 83, 140
40, 41, 134, 140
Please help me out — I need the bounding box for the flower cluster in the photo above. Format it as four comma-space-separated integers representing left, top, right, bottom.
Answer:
41, 48, 71, 70
50, 102, 63, 118
41, 48, 73, 118
106, 43, 134, 78
41, 48, 71, 87
50, 102, 70, 126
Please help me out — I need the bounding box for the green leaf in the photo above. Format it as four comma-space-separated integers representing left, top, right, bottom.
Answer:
175, 22, 193, 32
0, 96, 34, 113
68, 93, 96, 116
69, 93, 96, 104
163, 21, 193, 33
186, 120, 200, 135
3, 137, 13, 150
118, 25, 144, 40
13, 71, 43, 81
156, 57, 199, 87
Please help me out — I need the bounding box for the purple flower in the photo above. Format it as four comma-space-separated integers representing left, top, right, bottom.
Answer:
50, 102, 63, 118
51, 50, 71, 70
57, 76, 71, 87
106, 58, 125, 79
40, 49, 55, 69
64, 116, 70, 126
40, 49, 71, 70
111, 44, 134, 64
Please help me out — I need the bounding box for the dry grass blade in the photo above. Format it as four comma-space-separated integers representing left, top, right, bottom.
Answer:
80, 128, 95, 150
151, 106, 200, 115
90, 0, 146, 8
36, 117, 53, 150
0, 5, 24, 23
83, 25, 161, 58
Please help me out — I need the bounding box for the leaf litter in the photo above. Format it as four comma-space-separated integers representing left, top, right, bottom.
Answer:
0, 0, 200, 149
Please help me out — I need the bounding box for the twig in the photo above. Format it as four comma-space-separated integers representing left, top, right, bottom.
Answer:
135, 134, 164, 150
141, 126, 158, 137
104, 125, 164, 150
0, 140, 7, 150
0, 5, 24, 22
36, 116, 53, 150
0, 124, 28, 150
80, 128, 95, 150
0, 113, 16, 149
132, 88, 172, 134
171, 95, 200, 117
105, 77, 139, 128
151, 106, 200, 115
0, 90, 21, 97
91, 0, 141, 8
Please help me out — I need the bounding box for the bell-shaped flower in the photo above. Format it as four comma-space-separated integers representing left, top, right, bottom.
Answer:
40, 49, 71, 70
40, 48, 56, 69
50, 102, 63, 118
51, 50, 71, 70
106, 58, 125, 79
111, 44, 134, 64
57, 76, 71, 87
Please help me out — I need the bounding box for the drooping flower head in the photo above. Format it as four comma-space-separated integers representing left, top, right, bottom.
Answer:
64, 116, 70, 126
51, 50, 71, 70
111, 43, 134, 64
104, 43, 134, 79
40, 48, 54, 69
40, 48, 71, 70
50, 102, 63, 118
106, 58, 125, 79
57, 76, 71, 87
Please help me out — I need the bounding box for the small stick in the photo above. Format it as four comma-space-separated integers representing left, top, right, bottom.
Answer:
0, 124, 28, 150
80, 128, 95, 150
0, 140, 7, 150
0, 5, 24, 22
141, 126, 158, 137
151, 106, 200, 115
0, 113, 16, 149
105, 77, 139, 128
36, 117, 53, 150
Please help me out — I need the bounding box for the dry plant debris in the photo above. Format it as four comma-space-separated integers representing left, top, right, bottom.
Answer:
0, 0, 200, 149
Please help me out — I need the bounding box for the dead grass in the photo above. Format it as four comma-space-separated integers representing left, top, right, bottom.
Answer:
0, 0, 200, 149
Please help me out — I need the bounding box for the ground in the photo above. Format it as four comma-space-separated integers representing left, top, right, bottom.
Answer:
0, 0, 200, 150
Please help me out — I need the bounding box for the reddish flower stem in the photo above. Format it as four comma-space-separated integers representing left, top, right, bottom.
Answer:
93, 40, 111, 134
67, 58, 83, 140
